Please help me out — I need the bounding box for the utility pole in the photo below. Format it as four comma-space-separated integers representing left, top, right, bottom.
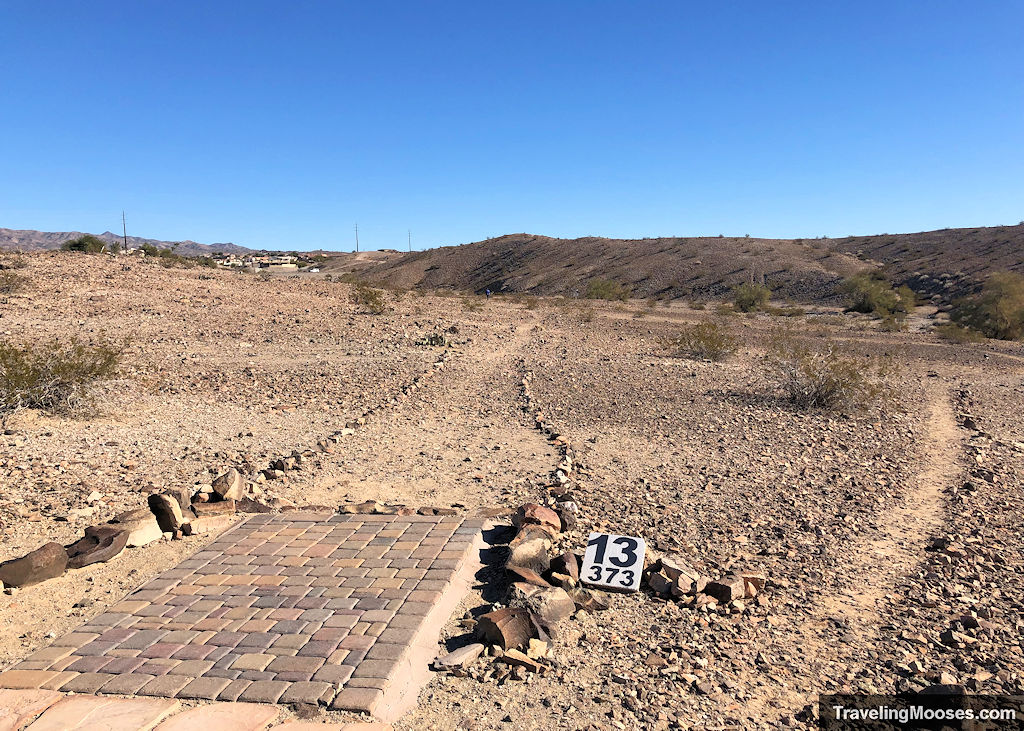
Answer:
121, 211, 128, 251
355, 223, 359, 253
408, 230, 412, 253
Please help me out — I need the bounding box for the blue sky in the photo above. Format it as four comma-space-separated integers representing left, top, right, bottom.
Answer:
2, 2, 1022, 251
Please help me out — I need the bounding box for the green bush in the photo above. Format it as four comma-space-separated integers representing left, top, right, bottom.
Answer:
585, 279, 631, 301
840, 271, 915, 318
764, 331, 895, 411
666, 321, 739, 361
61, 234, 110, 254
933, 322, 984, 344
351, 282, 387, 314
733, 282, 771, 312
950, 271, 1024, 340
0, 337, 124, 415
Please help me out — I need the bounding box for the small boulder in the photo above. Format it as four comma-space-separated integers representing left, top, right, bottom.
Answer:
66, 526, 129, 569
434, 643, 485, 670
211, 468, 245, 501
513, 504, 561, 533
703, 575, 747, 603
0, 543, 68, 588
148, 493, 189, 532
110, 510, 163, 548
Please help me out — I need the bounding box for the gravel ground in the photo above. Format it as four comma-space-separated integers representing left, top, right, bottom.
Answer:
1, 252, 1022, 729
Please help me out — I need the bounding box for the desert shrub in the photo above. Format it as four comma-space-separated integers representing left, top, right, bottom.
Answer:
0, 337, 124, 415
61, 234, 110, 254
934, 322, 984, 344
764, 332, 895, 411
585, 279, 631, 302
462, 297, 483, 312
840, 271, 914, 319
667, 321, 739, 361
733, 282, 771, 312
880, 314, 907, 332
524, 296, 539, 310
0, 271, 28, 295
950, 271, 1024, 340
579, 307, 594, 323
0, 254, 28, 269
765, 305, 806, 317
689, 301, 706, 311
351, 282, 387, 314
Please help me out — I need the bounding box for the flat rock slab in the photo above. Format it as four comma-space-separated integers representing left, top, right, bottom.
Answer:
24, 696, 178, 730
0, 689, 62, 731
154, 702, 279, 730
0, 513, 484, 722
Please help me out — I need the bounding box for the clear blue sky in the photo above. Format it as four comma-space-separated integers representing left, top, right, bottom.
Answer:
2, 2, 1022, 252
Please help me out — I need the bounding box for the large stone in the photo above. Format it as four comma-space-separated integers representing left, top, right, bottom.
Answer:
516, 587, 576, 629
211, 468, 245, 501
0, 543, 68, 588
660, 556, 700, 583
193, 499, 236, 517
111, 510, 163, 548
513, 504, 561, 533
65, 526, 129, 569
703, 575, 747, 604
506, 524, 555, 574
148, 493, 190, 532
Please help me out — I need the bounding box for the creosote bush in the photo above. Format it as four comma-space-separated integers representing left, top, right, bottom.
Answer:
733, 282, 771, 312
840, 271, 915, 319
933, 322, 984, 344
585, 279, 631, 302
666, 320, 739, 361
764, 331, 895, 411
61, 234, 112, 254
950, 271, 1024, 340
0, 337, 125, 415
351, 281, 387, 314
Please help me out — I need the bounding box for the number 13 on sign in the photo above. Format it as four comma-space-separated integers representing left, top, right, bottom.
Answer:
581, 532, 646, 592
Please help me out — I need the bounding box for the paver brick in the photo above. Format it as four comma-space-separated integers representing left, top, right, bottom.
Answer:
238, 679, 290, 703
0, 513, 482, 717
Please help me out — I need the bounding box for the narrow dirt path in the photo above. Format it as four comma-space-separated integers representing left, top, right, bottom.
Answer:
823, 380, 961, 623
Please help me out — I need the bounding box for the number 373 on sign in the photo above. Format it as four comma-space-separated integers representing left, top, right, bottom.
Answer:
580, 532, 646, 592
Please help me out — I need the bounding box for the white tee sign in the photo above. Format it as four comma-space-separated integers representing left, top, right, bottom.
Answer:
581, 532, 646, 592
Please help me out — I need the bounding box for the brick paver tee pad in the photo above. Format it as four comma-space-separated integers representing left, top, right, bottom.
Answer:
0, 512, 484, 719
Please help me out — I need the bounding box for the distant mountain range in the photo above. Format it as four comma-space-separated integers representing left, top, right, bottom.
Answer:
0, 228, 253, 257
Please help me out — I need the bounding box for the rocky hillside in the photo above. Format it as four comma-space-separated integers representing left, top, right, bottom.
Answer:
348, 233, 869, 302
345, 224, 1024, 302
0, 227, 251, 257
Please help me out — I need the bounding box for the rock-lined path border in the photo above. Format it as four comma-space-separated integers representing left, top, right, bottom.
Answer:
0, 512, 485, 724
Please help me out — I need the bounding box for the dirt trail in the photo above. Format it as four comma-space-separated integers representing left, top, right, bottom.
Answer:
299, 322, 556, 511
824, 380, 961, 623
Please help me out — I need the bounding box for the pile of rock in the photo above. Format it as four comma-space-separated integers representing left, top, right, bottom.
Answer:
644, 556, 767, 613
0, 508, 175, 591
433, 502, 609, 683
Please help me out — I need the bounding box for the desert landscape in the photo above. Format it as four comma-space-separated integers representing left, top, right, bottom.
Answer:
0, 239, 1022, 728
